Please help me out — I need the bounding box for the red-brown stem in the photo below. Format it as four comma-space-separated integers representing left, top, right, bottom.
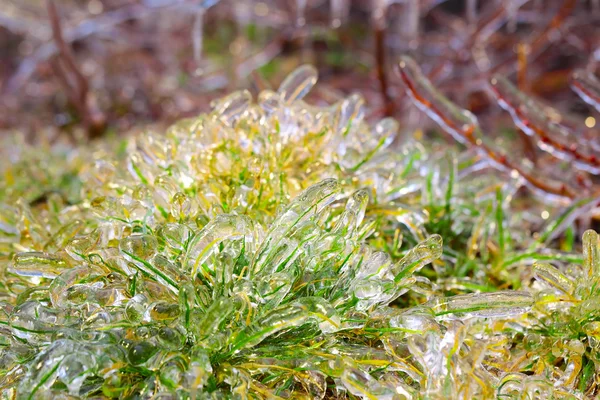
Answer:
47, 0, 105, 138
491, 84, 600, 169
375, 24, 393, 116
250, 70, 269, 95
51, 60, 86, 131
491, 0, 577, 74
47, 0, 88, 102
398, 67, 575, 200
572, 79, 600, 111
516, 43, 537, 163
530, 0, 577, 52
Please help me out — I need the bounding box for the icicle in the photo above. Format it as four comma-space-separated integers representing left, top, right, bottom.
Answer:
393, 234, 443, 283
210, 90, 253, 126
191, 1, 221, 74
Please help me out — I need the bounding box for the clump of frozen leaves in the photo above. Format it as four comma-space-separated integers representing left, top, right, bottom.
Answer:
0, 178, 534, 398
1, 64, 576, 399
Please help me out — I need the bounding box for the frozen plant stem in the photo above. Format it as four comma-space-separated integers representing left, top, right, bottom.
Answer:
46, 0, 106, 139
397, 56, 576, 201
372, 4, 393, 117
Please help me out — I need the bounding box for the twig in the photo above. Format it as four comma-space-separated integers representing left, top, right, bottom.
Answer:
571, 69, 600, 113
491, 0, 578, 75
46, 0, 105, 138
516, 43, 537, 164
6, 3, 164, 93
47, 0, 88, 106
491, 75, 600, 174
50, 59, 83, 137
373, 8, 393, 117
250, 70, 269, 93
397, 57, 576, 201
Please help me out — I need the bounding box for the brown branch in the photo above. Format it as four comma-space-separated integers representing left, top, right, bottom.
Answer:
571, 69, 600, 113
516, 43, 537, 164
374, 19, 393, 116
397, 58, 576, 200
491, 77, 600, 174
250, 70, 269, 97
50, 60, 86, 131
491, 0, 577, 75
46, 0, 106, 139
47, 0, 87, 102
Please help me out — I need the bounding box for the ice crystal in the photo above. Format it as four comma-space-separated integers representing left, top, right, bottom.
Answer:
0, 65, 593, 399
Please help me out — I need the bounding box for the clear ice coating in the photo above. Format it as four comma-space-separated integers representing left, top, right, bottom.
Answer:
398, 55, 585, 203
491, 75, 600, 174
571, 69, 600, 113
0, 63, 589, 399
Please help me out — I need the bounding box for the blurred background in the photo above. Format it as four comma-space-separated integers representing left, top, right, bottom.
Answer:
0, 0, 598, 142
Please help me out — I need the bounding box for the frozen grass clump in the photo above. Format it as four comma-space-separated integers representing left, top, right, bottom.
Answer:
0, 65, 595, 399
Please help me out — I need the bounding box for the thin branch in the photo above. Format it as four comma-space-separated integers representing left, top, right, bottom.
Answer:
397, 56, 576, 201
571, 69, 600, 113
372, 7, 393, 117
516, 43, 538, 164
46, 0, 105, 138
491, 75, 600, 174
47, 0, 88, 103
491, 0, 578, 75
51, 59, 86, 123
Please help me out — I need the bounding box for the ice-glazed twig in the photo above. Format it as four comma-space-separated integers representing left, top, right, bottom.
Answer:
571, 69, 600, 113
491, 0, 577, 75
527, 0, 577, 59
6, 1, 195, 93
372, 3, 393, 117
47, 0, 106, 138
515, 43, 538, 163
471, 2, 517, 44
397, 56, 576, 201
491, 75, 600, 174
47, 0, 88, 104
470, 0, 530, 72
466, 0, 478, 26
374, 26, 392, 115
